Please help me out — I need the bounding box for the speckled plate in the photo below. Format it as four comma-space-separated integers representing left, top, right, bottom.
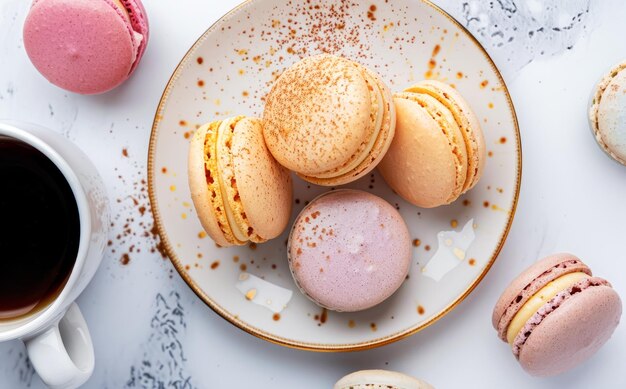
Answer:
149, 0, 521, 351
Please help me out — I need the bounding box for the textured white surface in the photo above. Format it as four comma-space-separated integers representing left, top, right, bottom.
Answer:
0, 0, 625, 388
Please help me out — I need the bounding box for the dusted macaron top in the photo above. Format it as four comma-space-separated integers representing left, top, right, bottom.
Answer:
264, 54, 380, 176
23, 0, 149, 94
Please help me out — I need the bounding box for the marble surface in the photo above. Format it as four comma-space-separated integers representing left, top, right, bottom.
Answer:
0, 0, 625, 387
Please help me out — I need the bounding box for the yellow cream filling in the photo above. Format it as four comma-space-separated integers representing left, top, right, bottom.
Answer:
311, 74, 385, 179
216, 119, 248, 243
506, 272, 590, 344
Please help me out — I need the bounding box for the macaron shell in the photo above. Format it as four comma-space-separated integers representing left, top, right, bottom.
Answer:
288, 190, 411, 312
492, 253, 590, 333
187, 123, 232, 247
590, 63, 626, 165
301, 67, 396, 186
334, 370, 435, 389
518, 284, 622, 376
231, 117, 293, 240
263, 54, 372, 175
24, 0, 141, 94
404, 91, 469, 196
407, 80, 486, 191
378, 97, 464, 208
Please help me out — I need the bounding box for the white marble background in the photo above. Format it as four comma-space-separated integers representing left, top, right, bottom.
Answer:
1, 0, 625, 387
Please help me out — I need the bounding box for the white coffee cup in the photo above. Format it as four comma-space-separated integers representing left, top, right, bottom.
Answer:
0, 121, 109, 389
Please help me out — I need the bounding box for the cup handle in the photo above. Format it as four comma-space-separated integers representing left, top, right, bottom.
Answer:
24, 303, 95, 389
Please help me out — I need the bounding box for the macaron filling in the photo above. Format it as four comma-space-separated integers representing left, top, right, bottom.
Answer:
307, 69, 385, 180
511, 277, 611, 357
395, 92, 468, 203
506, 272, 590, 344
215, 118, 265, 244
216, 119, 250, 243
496, 258, 590, 340
201, 121, 244, 245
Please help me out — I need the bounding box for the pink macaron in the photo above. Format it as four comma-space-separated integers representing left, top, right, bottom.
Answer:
288, 190, 411, 312
493, 253, 622, 376
23, 0, 149, 94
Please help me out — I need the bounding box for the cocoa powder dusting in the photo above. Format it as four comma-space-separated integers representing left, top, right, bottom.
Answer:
109, 169, 168, 271
121, 253, 130, 265
314, 307, 329, 326
244, 0, 380, 97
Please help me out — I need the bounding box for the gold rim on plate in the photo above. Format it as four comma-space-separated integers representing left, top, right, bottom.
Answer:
147, 0, 522, 352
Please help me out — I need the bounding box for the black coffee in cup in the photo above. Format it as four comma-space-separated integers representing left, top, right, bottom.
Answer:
0, 137, 80, 320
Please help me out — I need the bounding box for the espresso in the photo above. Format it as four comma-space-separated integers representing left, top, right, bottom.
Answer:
0, 137, 80, 321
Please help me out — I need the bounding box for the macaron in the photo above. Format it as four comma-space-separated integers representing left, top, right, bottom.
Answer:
263, 54, 396, 186
493, 253, 622, 376
589, 60, 626, 165
188, 116, 293, 247
23, 0, 149, 94
334, 370, 435, 389
288, 190, 411, 312
378, 80, 486, 208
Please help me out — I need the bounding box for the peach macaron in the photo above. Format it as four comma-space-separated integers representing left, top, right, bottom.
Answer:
263, 54, 396, 186
188, 116, 293, 247
378, 80, 486, 208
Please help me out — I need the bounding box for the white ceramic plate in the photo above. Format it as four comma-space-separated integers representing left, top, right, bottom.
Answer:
149, 0, 521, 351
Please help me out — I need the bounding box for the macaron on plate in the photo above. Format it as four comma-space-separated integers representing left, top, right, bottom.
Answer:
149, 0, 521, 351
